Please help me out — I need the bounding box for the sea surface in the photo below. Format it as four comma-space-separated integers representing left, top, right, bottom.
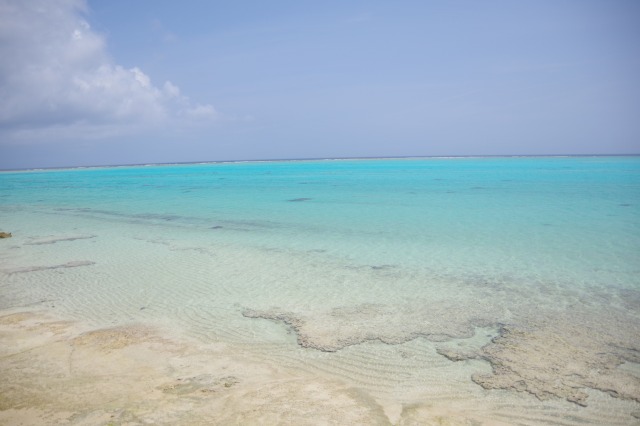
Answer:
1, 156, 639, 424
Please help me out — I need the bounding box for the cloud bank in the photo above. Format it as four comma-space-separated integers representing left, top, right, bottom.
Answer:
0, 0, 215, 142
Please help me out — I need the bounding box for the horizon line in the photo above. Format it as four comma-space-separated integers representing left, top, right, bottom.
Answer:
2, 153, 639, 172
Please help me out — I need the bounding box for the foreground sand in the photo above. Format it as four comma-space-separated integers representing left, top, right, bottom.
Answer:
2, 308, 639, 425
0, 309, 491, 425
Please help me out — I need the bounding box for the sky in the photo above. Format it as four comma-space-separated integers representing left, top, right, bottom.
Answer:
0, 0, 639, 169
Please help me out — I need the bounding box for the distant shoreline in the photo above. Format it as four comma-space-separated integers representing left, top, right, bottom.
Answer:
2, 153, 639, 173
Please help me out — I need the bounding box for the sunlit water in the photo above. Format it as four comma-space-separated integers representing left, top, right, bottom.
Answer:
1, 156, 639, 423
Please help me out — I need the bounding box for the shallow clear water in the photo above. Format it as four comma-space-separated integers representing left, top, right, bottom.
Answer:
1, 156, 639, 423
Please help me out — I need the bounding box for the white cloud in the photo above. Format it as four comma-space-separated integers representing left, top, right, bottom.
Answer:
0, 0, 216, 142
163, 81, 181, 99
185, 104, 217, 120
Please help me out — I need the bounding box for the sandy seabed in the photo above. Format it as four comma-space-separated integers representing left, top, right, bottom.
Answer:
2, 309, 640, 426
0, 309, 399, 425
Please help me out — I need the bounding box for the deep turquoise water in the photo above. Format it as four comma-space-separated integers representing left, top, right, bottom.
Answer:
1, 156, 639, 423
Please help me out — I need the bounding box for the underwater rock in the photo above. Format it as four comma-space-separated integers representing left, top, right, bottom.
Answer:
444, 311, 640, 407
243, 302, 496, 353
25, 235, 95, 245
287, 198, 312, 202
244, 298, 640, 408
436, 347, 475, 362
3, 260, 95, 274
0, 232, 12, 238
158, 374, 239, 395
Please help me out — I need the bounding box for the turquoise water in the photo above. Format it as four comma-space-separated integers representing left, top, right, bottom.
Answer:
1, 156, 639, 423
3, 156, 639, 284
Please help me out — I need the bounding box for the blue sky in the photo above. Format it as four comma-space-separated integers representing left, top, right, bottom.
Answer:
1, 0, 639, 168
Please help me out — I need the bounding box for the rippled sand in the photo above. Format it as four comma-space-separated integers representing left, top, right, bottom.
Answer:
0, 310, 392, 425
1, 222, 639, 424
2, 308, 639, 425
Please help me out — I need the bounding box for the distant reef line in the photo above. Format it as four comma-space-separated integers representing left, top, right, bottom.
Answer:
2, 153, 639, 173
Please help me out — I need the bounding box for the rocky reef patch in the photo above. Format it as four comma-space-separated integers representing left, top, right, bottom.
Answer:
25, 235, 96, 245
244, 296, 640, 408
243, 300, 499, 352
2, 260, 95, 274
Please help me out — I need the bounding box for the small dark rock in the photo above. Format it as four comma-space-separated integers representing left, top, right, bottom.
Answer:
370, 264, 396, 270
0, 232, 12, 238
436, 347, 471, 362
